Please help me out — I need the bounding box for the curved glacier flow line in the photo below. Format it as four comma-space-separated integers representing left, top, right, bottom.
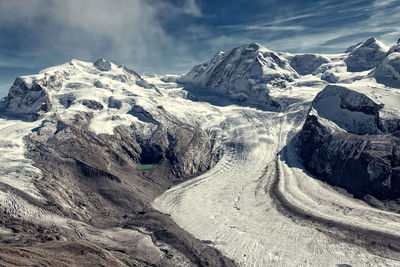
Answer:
153, 93, 400, 266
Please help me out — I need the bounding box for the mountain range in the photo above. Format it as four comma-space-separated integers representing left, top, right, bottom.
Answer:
0, 37, 400, 266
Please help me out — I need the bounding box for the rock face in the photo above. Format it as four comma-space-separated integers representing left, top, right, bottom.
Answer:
301, 115, 400, 200
345, 37, 388, 72
321, 71, 339, 83
178, 43, 299, 106
145, 123, 217, 178
290, 54, 330, 75
299, 84, 400, 202
6, 78, 51, 118
93, 58, 112, 71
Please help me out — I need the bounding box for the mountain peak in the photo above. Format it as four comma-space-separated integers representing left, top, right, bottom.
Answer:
345, 37, 388, 72
364, 37, 378, 45
178, 43, 298, 106
240, 42, 270, 52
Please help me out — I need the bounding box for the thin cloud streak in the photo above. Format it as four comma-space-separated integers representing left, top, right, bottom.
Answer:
221, 24, 306, 32
202, 0, 400, 57
0, 0, 202, 73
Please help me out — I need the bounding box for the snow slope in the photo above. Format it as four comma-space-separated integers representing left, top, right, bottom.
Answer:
0, 117, 43, 200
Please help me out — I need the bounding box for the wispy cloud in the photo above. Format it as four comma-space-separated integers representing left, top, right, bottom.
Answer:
0, 0, 203, 73
0, 83, 12, 97
205, 0, 400, 55
222, 24, 306, 32
372, 0, 398, 7
183, 0, 202, 17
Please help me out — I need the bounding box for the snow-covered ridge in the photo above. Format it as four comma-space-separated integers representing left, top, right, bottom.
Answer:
311, 83, 400, 134
5, 59, 157, 133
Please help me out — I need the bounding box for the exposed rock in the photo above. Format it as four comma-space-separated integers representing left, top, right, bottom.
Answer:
107, 97, 122, 109
299, 84, 400, 203
5, 78, 51, 118
81, 99, 104, 110
345, 42, 363, 53
387, 43, 400, 55
58, 93, 76, 108
300, 117, 400, 199
94, 58, 112, 71
146, 123, 217, 178
321, 71, 339, 83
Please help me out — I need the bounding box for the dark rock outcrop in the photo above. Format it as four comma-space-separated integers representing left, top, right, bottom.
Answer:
94, 58, 112, 71
5, 78, 51, 118
300, 116, 400, 200
81, 99, 104, 110
321, 71, 339, 83
299, 84, 400, 207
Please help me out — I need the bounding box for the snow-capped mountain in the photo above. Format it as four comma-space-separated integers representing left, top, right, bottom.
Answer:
1, 37, 400, 266
373, 39, 400, 88
178, 43, 298, 106
345, 37, 388, 72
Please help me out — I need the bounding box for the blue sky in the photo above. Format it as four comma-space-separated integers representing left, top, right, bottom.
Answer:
0, 0, 399, 96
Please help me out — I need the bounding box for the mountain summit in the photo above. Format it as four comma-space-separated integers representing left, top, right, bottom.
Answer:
179, 43, 298, 106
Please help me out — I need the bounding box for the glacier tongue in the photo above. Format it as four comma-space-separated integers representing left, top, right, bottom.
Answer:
154, 75, 400, 266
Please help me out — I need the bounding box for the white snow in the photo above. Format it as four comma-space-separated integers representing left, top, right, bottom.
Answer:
0, 117, 43, 200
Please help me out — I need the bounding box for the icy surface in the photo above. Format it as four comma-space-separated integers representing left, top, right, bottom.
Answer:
0, 117, 43, 200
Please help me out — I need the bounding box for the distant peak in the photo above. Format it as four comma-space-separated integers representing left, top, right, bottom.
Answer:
248, 43, 263, 50
360, 37, 388, 50
364, 37, 377, 45
241, 43, 270, 52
